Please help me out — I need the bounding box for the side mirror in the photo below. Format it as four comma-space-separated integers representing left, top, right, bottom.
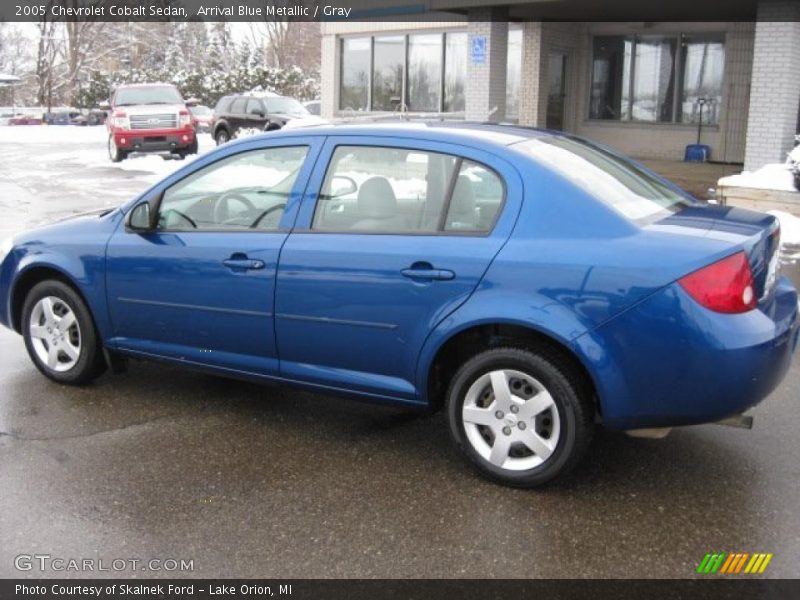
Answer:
97, 101, 110, 111
329, 175, 357, 198
128, 202, 153, 231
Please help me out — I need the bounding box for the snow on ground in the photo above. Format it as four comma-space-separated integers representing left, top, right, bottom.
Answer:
768, 210, 800, 249
717, 162, 797, 192
0, 124, 216, 183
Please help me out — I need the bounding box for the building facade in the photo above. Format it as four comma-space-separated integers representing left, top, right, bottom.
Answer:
320, 0, 800, 170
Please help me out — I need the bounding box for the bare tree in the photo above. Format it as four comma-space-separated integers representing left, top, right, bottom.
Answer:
0, 23, 33, 76
246, 2, 320, 71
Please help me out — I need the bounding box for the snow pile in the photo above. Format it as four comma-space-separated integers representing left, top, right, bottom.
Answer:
717, 163, 796, 192
768, 210, 800, 246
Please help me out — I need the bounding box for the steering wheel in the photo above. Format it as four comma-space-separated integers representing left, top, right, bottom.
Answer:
160, 208, 197, 229
213, 191, 256, 224
251, 204, 287, 229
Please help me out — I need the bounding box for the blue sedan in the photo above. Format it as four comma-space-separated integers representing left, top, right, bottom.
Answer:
0, 123, 797, 487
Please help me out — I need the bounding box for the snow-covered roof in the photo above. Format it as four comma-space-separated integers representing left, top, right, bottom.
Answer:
0, 73, 21, 84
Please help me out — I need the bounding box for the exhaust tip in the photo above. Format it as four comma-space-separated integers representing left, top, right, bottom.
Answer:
626, 427, 672, 439
716, 414, 754, 430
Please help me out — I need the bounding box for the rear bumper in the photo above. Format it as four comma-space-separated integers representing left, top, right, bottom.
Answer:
574, 276, 799, 430
112, 128, 194, 152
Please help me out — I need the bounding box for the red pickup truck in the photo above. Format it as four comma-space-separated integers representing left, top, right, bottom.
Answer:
106, 83, 197, 162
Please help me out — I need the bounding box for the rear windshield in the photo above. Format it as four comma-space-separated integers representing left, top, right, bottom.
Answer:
513, 136, 690, 222
114, 85, 183, 107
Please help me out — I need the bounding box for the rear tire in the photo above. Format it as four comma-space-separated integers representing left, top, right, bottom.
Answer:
186, 138, 198, 155
22, 280, 106, 385
215, 128, 230, 146
446, 347, 594, 488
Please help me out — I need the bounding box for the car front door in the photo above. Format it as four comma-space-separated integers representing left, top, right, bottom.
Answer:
274, 137, 522, 401
105, 137, 322, 375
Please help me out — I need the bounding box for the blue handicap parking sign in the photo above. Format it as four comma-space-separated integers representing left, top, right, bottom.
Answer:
471, 36, 487, 64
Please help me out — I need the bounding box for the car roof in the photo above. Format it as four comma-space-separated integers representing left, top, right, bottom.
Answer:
116, 82, 177, 88
256, 120, 562, 150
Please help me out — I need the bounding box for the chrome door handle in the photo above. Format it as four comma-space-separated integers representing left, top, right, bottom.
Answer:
223, 258, 265, 271
400, 268, 455, 281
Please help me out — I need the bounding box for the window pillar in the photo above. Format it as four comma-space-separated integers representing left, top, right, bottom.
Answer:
465, 7, 508, 122
744, 1, 800, 171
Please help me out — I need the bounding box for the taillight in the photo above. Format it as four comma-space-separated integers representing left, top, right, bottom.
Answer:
178, 110, 191, 128
678, 251, 757, 314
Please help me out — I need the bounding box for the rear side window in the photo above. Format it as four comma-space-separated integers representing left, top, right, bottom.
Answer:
230, 97, 247, 114
214, 97, 232, 114
312, 145, 504, 234
513, 136, 690, 222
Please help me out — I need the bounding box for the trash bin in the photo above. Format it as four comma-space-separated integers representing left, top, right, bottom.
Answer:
684, 144, 710, 162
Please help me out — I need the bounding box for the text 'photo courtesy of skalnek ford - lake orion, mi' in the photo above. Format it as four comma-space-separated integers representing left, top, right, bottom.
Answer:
1, 0, 800, 596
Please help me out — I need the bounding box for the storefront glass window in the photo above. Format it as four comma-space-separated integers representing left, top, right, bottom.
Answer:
340, 37, 370, 112
408, 34, 442, 112
372, 36, 405, 111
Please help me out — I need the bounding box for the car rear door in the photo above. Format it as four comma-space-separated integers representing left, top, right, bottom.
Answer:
105, 136, 323, 375
245, 98, 268, 131
274, 136, 523, 401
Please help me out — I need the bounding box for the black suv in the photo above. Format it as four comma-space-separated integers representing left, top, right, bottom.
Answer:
212, 93, 314, 145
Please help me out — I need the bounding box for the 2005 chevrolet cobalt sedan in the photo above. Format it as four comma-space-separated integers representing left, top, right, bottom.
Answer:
1, 123, 798, 486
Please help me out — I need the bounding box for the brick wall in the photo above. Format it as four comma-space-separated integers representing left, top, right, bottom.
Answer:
744, 2, 800, 170
465, 8, 508, 122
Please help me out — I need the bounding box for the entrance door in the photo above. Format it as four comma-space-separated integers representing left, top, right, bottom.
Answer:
546, 52, 568, 131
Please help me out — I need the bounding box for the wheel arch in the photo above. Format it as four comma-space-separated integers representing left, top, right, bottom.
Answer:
10, 265, 91, 334
421, 319, 603, 419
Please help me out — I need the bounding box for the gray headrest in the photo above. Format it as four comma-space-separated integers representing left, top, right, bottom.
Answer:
358, 177, 397, 219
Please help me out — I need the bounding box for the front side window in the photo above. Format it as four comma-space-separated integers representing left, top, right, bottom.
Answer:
158, 146, 309, 231
246, 98, 264, 115
313, 146, 503, 234
590, 33, 725, 125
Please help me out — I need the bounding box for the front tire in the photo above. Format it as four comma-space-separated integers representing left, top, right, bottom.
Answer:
446, 347, 594, 488
22, 280, 106, 385
108, 135, 126, 162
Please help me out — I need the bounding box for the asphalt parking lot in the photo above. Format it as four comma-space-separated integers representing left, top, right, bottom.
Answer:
1, 128, 799, 579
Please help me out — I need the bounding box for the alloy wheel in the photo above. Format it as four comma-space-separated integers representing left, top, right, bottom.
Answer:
28, 296, 82, 372
461, 369, 560, 471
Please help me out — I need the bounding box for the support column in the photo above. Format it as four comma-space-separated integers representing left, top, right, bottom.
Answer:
465, 7, 508, 122
744, 1, 800, 171
518, 21, 546, 127
320, 32, 338, 120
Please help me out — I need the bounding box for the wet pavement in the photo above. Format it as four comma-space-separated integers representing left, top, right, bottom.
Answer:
1, 128, 799, 579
